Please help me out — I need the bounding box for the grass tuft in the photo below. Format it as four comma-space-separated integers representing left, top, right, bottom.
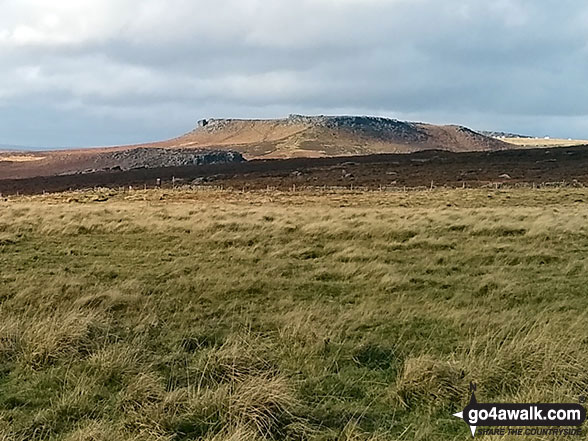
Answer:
1, 187, 588, 439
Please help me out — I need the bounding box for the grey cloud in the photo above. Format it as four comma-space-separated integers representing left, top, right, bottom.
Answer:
1, 0, 588, 147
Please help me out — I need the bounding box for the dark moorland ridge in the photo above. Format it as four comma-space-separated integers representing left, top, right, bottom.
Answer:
1, 145, 587, 195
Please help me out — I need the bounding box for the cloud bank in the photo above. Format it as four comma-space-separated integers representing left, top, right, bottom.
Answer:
1, 0, 587, 147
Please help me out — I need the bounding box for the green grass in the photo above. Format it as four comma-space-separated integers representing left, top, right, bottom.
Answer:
1, 188, 588, 440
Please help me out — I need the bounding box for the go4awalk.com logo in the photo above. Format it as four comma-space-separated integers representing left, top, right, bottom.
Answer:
453, 383, 586, 437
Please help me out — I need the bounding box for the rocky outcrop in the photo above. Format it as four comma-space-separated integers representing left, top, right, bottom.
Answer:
198, 115, 428, 139
185, 115, 510, 158
91, 148, 244, 172
480, 131, 532, 139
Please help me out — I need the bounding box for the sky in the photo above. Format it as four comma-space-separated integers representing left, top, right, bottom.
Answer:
1, 0, 587, 148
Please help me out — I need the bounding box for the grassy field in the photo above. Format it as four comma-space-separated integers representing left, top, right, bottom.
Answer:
502, 137, 588, 148
1, 188, 588, 441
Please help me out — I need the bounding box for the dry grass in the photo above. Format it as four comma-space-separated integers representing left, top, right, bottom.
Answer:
0, 188, 588, 440
0, 155, 45, 162
502, 137, 588, 148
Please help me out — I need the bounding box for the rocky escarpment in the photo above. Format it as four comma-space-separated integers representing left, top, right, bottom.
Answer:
198, 115, 430, 144
86, 148, 244, 173
188, 115, 510, 158
199, 114, 424, 135
480, 131, 533, 139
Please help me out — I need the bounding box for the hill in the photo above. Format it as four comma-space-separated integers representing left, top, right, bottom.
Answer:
174, 115, 509, 158
0, 115, 510, 179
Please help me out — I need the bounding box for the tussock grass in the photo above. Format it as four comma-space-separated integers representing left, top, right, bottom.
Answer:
1, 188, 588, 439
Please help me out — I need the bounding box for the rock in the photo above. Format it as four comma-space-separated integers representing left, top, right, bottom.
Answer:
198, 115, 432, 145
92, 148, 244, 173
191, 175, 220, 185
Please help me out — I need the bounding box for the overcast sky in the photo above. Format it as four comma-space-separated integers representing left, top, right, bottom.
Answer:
1, 0, 587, 148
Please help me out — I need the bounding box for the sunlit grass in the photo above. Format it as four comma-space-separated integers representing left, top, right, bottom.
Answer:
0, 188, 587, 440
502, 137, 588, 148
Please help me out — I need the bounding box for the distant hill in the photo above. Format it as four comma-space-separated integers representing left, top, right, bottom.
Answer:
0, 115, 511, 179
479, 131, 533, 139
0, 144, 26, 152
169, 115, 510, 159
0, 143, 51, 152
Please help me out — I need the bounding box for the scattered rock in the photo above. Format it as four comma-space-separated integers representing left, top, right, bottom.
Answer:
92, 148, 244, 173
192, 176, 216, 185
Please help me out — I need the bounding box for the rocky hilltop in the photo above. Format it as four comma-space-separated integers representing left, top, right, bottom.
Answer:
0, 115, 511, 180
179, 114, 509, 158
